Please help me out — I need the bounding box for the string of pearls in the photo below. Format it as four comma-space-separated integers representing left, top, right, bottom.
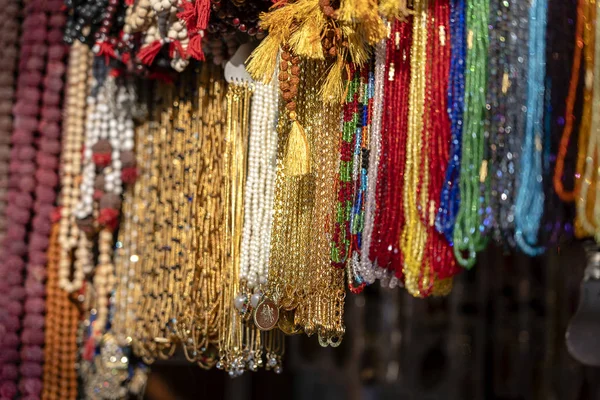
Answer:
75, 73, 134, 222
237, 78, 279, 309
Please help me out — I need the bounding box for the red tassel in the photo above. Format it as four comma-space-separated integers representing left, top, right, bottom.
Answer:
137, 40, 163, 65
195, 0, 211, 31
187, 34, 205, 61
121, 52, 131, 65
96, 41, 116, 65
177, 1, 198, 32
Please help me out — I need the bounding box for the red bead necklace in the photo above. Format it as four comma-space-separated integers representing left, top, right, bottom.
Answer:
370, 18, 413, 279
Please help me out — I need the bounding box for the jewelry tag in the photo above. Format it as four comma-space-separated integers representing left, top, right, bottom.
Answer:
566, 246, 600, 366
224, 42, 256, 84
253, 298, 279, 331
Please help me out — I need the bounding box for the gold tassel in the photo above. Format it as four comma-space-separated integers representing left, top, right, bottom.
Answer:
337, 0, 358, 22
344, 24, 372, 66
283, 114, 311, 176
247, 34, 281, 83
247, 0, 325, 82
379, 0, 413, 22
320, 55, 346, 104
288, 4, 326, 59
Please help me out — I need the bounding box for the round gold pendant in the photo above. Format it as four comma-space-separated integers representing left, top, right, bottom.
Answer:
253, 298, 279, 331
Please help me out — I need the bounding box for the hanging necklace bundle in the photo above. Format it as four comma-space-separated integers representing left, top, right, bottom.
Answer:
57, 41, 92, 294
268, 60, 345, 344
21, 5, 68, 398
436, 0, 466, 245
42, 224, 79, 400
237, 79, 279, 312
358, 38, 390, 286
486, 0, 528, 247
577, 0, 600, 241
421, 0, 458, 289
554, 0, 592, 208
331, 63, 363, 272
401, 0, 432, 296
514, 0, 548, 255
0, 0, 19, 246
541, 0, 579, 245
347, 64, 374, 292
10, 0, 600, 395
369, 19, 413, 282
0, 1, 65, 397
452, 0, 490, 269
42, 44, 90, 398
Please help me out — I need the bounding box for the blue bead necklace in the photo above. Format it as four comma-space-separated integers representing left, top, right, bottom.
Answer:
514, 0, 548, 255
435, 0, 466, 244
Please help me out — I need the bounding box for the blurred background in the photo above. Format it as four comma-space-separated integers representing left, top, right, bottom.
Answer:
141, 242, 600, 400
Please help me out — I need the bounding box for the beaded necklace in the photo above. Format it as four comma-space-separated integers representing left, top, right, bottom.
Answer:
577, 0, 600, 240
436, 0, 465, 244
58, 42, 91, 294
401, 0, 429, 297
540, 0, 578, 245
514, 0, 547, 255
553, 0, 591, 204
42, 223, 79, 400
370, 19, 412, 280
349, 64, 374, 291
0, 0, 19, 246
574, 0, 596, 238
0, 5, 20, 373
331, 64, 361, 269
486, 0, 529, 247
359, 38, 390, 286
452, 0, 490, 269
237, 78, 279, 311
0, 2, 65, 397
422, 0, 458, 288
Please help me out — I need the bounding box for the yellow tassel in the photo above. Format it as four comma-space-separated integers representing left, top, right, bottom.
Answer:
337, 0, 358, 22
248, 0, 326, 82
343, 25, 371, 66
357, 15, 387, 45
320, 56, 346, 104
288, 4, 326, 59
283, 118, 311, 176
379, 0, 413, 21
246, 34, 281, 83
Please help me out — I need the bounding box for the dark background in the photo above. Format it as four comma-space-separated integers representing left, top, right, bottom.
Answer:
142, 242, 600, 400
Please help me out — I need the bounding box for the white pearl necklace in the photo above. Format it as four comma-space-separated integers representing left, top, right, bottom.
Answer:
75, 75, 134, 221
358, 39, 398, 289
239, 79, 279, 295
